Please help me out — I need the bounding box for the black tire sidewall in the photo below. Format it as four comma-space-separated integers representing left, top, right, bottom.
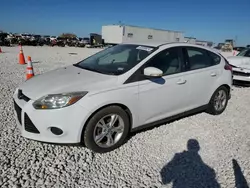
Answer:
83, 106, 130, 153
209, 86, 229, 115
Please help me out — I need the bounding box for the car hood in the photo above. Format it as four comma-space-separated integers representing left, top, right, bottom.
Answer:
227, 56, 250, 69
19, 65, 118, 100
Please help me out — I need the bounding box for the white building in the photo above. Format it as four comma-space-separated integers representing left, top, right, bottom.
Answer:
102, 25, 184, 45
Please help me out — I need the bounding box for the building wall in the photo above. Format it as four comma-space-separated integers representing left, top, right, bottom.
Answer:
102, 25, 184, 44
122, 25, 184, 43
102, 25, 123, 44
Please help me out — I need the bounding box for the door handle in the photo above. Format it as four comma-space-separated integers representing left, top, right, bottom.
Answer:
211, 72, 217, 77
177, 79, 187, 85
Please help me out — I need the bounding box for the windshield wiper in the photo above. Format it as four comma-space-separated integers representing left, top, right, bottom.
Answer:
74, 64, 115, 75
73, 63, 82, 68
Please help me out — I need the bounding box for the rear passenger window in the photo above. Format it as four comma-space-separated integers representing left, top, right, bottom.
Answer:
207, 51, 221, 65
186, 47, 211, 70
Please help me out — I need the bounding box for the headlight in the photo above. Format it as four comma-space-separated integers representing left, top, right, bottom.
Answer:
33, 91, 88, 109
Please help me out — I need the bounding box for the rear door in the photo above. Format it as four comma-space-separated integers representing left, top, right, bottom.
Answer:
182, 46, 222, 108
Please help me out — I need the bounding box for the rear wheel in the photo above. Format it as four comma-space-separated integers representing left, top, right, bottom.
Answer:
207, 86, 229, 115
83, 106, 130, 153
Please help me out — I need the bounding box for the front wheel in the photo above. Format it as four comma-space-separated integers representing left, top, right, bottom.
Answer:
207, 86, 229, 115
83, 106, 130, 153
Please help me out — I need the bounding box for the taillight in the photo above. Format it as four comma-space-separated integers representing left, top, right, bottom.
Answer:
221, 56, 233, 71
224, 64, 232, 71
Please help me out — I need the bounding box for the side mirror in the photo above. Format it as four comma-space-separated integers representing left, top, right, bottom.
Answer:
143, 67, 163, 78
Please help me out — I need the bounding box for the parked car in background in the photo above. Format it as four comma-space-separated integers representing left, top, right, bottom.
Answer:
77, 38, 86, 47
50, 36, 57, 41
227, 48, 250, 83
6, 33, 17, 45
29, 35, 44, 46
233, 47, 246, 53
67, 37, 79, 47
42, 35, 52, 45
13, 42, 232, 153
82, 37, 90, 45
214, 43, 224, 50
0, 32, 11, 46
51, 37, 65, 47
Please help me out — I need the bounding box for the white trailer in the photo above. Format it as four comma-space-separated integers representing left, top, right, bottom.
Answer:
102, 25, 184, 45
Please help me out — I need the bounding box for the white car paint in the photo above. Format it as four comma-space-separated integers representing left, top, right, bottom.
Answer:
50, 36, 57, 41
227, 56, 250, 82
13, 42, 232, 144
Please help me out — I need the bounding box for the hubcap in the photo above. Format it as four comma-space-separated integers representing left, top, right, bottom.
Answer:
214, 90, 227, 111
93, 114, 125, 148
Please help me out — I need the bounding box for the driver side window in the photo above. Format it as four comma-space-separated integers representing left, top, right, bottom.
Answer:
145, 47, 182, 76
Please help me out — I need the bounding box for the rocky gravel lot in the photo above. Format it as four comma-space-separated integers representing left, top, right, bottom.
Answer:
0, 46, 249, 188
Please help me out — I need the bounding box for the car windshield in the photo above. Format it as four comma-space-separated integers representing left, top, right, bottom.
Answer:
74, 44, 156, 75
237, 48, 250, 56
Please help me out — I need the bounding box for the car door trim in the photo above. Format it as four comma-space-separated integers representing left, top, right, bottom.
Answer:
131, 104, 208, 132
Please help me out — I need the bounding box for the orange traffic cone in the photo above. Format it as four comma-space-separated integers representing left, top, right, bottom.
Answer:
26, 56, 34, 80
19, 45, 26, 64
0, 47, 2, 53
27, 56, 32, 62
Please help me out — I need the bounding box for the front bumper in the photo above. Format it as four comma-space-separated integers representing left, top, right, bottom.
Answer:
232, 68, 250, 82
233, 75, 250, 82
13, 89, 90, 144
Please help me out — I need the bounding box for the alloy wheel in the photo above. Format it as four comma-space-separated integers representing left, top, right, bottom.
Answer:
214, 90, 227, 111
93, 114, 125, 148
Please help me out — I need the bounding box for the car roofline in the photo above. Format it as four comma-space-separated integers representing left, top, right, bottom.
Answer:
120, 41, 214, 49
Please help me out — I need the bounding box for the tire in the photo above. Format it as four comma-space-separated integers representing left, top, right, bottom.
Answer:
206, 86, 229, 115
83, 106, 130, 153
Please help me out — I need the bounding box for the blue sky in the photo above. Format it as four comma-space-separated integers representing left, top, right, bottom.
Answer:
1, 0, 249, 45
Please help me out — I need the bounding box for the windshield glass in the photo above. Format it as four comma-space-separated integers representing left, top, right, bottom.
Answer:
237, 48, 250, 56
74, 44, 156, 75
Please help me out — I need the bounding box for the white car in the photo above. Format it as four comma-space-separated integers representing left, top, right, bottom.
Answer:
227, 48, 250, 83
13, 42, 232, 153
50, 36, 57, 41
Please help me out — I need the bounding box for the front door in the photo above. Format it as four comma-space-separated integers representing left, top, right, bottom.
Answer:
137, 47, 191, 126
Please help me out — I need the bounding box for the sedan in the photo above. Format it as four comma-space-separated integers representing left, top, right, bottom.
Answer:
13, 42, 232, 153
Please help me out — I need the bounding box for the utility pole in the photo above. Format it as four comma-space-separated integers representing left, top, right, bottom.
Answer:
234, 35, 238, 46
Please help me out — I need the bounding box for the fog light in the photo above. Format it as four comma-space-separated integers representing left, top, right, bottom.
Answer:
50, 127, 63, 135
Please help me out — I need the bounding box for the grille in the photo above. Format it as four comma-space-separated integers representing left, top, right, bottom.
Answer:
24, 113, 40, 134
14, 101, 22, 125
233, 71, 250, 77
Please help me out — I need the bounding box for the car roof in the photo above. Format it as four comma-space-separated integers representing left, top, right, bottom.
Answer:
120, 41, 216, 52
121, 41, 169, 47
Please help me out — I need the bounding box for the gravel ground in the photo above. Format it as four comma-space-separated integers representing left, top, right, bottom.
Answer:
0, 46, 250, 188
